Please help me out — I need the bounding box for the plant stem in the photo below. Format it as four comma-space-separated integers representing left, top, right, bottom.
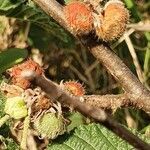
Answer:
0, 115, 10, 128
21, 116, 30, 150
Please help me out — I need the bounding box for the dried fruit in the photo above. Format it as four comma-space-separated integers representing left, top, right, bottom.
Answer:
64, 2, 93, 34
62, 81, 85, 96
32, 96, 52, 113
10, 59, 44, 89
95, 0, 129, 41
4, 96, 28, 119
11, 77, 31, 90
34, 113, 65, 139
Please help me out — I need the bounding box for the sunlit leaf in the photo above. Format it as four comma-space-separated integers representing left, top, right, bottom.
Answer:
48, 123, 150, 150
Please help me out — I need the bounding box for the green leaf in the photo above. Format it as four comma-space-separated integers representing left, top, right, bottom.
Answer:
5, 138, 19, 150
0, 136, 19, 150
67, 112, 85, 132
0, 0, 24, 11
48, 123, 134, 150
0, 0, 74, 45
0, 92, 6, 117
0, 75, 2, 84
0, 48, 28, 74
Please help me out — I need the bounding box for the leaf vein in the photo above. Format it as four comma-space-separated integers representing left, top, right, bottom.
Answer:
74, 134, 96, 150
64, 143, 75, 150
97, 126, 118, 149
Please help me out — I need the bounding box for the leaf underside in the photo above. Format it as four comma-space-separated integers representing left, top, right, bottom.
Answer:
48, 123, 135, 150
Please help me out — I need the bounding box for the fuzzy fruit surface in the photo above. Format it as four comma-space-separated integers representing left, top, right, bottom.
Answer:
4, 96, 27, 119
64, 2, 93, 34
63, 81, 85, 96
34, 113, 65, 139
96, 2, 129, 41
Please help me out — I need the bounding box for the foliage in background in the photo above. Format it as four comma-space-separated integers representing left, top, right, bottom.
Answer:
0, 92, 5, 118
0, 48, 28, 74
0, 0, 74, 47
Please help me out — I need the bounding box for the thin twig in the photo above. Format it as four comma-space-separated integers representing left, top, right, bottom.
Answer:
124, 32, 144, 83
85, 60, 99, 74
24, 22, 31, 41
111, 28, 135, 49
127, 23, 150, 31
69, 64, 89, 84
125, 109, 137, 129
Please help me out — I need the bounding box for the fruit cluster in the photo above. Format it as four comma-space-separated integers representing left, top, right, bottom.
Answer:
0, 59, 86, 149
64, 0, 129, 41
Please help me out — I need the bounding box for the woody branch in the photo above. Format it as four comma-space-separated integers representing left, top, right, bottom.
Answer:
32, 0, 150, 113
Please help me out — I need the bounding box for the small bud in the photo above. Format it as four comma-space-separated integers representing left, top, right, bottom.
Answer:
4, 96, 28, 119
34, 113, 66, 139
62, 81, 85, 96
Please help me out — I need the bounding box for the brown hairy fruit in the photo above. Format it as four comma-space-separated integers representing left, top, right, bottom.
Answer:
63, 81, 85, 96
64, 2, 93, 34
10, 59, 43, 89
95, 1, 129, 41
32, 97, 52, 113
